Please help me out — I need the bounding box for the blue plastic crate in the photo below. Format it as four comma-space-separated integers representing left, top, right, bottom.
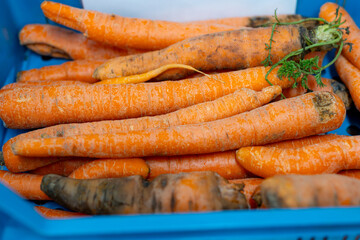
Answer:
1, 0, 360, 239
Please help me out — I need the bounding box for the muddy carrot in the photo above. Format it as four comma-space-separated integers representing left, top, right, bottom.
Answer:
16, 60, 104, 83
12, 92, 345, 159
236, 135, 360, 178
68, 158, 149, 179
229, 178, 263, 207
35, 206, 88, 219
0, 170, 50, 200
145, 151, 248, 180
29, 159, 91, 176
19, 24, 144, 60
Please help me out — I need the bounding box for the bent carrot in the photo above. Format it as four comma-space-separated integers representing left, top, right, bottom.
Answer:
0, 170, 50, 200
228, 178, 263, 207
236, 135, 359, 178
19, 24, 144, 60
145, 151, 248, 180
41, 1, 236, 51
0, 66, 293, 129
29, 159, 91, 176
35, 206, 88, 219
338, 170, 360, 180
16, 60, 104, 83
12, 92, 345, 159
69, 158, 149, 179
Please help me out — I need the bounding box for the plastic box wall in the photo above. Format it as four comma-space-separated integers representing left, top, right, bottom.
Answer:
1, 0, 360, 239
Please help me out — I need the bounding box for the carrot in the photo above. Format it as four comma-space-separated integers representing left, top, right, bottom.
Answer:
236, 135, 360, 178
12, 91, 346, 159
1, 80, 89, 91
19, 24, 144, 60
0, 66, 293, 129
29, 159, 91, 176
93, 25, 333, 81
35, 206, 88, 219
265, 134, 346, 148
0, 170, 50, 200
145, 151, 248, 180
228, 178, 263, 207
2, 85, 281, 172
251, 174, 360, 208
335, 54, 360, 111
338, 170, 360, 180
40, 171, 248, 214
68, 158, 149, 179
319, 2, 360, 69
16, 60, 104, 83
41, 1, 237, 51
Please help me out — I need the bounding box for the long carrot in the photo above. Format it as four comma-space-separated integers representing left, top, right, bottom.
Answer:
338, 170, 360, 180
0, 170, 50, 200
16, 60, 104, 83
2, 86, 281, 172
1, 80, 89, 91
228, 178, 263, 207
236, 135, 360, 178
35, 206, 88, 219
29, 159, 91, 176
12, 91, 346, 159
319, 2, 360, 69
265, 134, 346, 148
68, 158, 149, 179
145, 151, 248, 180
19, 24, 144, 60
335, 54, 360, 111
41, 1, 237, 51
0, 66, 293, 129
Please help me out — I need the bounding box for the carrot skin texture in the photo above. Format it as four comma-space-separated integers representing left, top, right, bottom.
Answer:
29, 159, 91, 176
236, 135, 360, 178
265, 134, 346, 148
1, 80, 89, 91
69, 158, 149, 179
0, 66, 292, 129
0, 170, 50, 200
228, 178, 263, 206
338, 170, 360, 180
35, 206, 88, 219
12, 92, 346, 158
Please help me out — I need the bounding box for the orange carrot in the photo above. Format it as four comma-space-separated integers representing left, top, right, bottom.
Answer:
145, 151, 248, 180
335, 54, 360, 111
19, 24, 144, 60
338, 170, 360, 180
69, 158, 149, 179
12, 91, 346, 159
16, 60, 104, 83
0, 170, 50, 200
1, 80, 89, 91
0, 66, 294, 129
265, 134, 346, 148
35, 206, 88, 219
29, 159, 91, 176
319, 2, 360, 69
228, 178, 263, 206
41, 1, 237, 51
236, 135, 359, 178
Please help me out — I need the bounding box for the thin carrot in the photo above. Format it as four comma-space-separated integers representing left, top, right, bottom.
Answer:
29, 159, 91, 176
1, 80, 89, 91
264, 134, 346, 148
319, 2, 360, 69
236, 135, 360, 178
35, 206, 88, 219
338, 170, 360, 180
12, 91, 346, 159
19, 24, 144, 60
69, 158, 149, 179
0, 66, 293, 129
2, 86, 281, 172
41, 1, 237, 51
16, 60, 104, 83
145, 151, 248, 180
335, 54, 360, 111
0, 170, 50, 200
228, 178, 263, 207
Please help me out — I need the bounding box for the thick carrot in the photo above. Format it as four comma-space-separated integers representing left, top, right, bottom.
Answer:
145, 151, 248, 180
265, 134, 346, 148
41, 1, 236, 51
228, 178, 263, 207
93, 25, 332, 81
236, 135, 359, 178
2, 86, 280, 172
0, 66, 293, 129
335, 54, 360, 111
19, 24, 144, 60
16, 60, 104, 83
0, 170, 50, 200
12, 92, 346, 159
35, 206, 88, 219
1, 80, 89, 91
29, 159, 91, 176
338, 170, 360, 180
68, 158, 149, 179
319, 2, 360, 69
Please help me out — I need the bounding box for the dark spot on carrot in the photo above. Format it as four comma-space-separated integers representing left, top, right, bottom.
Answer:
188, 200, 193, 211
151, 193, 156, 211
160, 178, 167, 189
56, 131, 64, 137
312, 92, 337, 123
170, 190, 175, 211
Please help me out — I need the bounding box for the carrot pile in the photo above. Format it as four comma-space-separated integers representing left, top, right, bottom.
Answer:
1, 1, 360, 217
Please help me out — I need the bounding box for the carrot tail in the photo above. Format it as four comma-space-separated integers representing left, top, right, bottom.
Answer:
35, 206, 88, 219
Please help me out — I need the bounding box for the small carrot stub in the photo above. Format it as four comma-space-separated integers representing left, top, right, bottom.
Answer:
35, 206, 88, 219
12, 92, 346, 159
0, 170, 50, 200
69, 158, 149, 179
29, 159, 91, 176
